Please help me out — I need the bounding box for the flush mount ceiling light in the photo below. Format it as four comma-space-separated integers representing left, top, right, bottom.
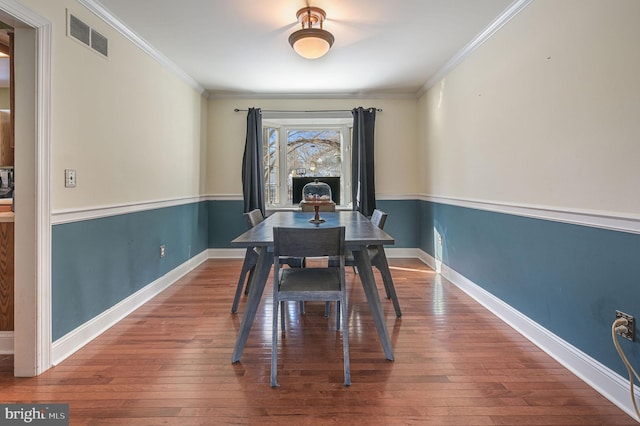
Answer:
288, 6, 334, 59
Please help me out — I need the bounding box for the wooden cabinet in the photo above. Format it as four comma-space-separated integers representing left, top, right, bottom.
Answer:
0, 111, 12, 167
0, 219, 13, 331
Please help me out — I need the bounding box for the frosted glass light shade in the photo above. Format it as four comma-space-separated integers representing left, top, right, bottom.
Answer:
289, 28, 334, 59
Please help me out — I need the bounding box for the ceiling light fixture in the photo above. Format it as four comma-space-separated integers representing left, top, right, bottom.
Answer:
288, 6, 334, 59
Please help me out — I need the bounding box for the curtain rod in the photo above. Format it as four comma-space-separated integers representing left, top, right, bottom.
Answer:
233, 108, 382, 113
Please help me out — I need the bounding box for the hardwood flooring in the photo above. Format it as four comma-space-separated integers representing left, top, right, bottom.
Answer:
0, 258, 636, 425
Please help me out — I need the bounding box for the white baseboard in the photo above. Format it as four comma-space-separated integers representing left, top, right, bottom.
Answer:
417, 250, 639, 422
0, 331, 13, 354
50, 250, 208, 365
384, 247, 418, 258
207, 248, 245, 258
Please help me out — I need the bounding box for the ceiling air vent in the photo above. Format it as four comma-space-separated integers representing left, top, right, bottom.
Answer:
67, 12, 109, 58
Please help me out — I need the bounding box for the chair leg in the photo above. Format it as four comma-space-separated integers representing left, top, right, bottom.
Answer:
336, 301, 341, 330
341, 295, 350, 386
271, 296, 279, 387
281, 301, 286, 333
324, 301, 331, 317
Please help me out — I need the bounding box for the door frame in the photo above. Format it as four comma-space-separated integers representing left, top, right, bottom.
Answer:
0, 0, 52, 377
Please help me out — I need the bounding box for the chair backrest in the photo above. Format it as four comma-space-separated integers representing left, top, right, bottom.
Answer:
370, 209, 388, 230
244, 209, 264, 230
273, 227, 345, 259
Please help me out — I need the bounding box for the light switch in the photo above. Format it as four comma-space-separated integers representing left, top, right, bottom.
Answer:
65, 169, 76, 188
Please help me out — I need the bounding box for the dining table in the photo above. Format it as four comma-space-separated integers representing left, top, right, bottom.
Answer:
230, 210, 396, 363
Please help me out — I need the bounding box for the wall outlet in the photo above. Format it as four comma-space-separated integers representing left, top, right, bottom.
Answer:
615, 310, 634, 341
64, 169, 76, 188
160, 245, 166, 258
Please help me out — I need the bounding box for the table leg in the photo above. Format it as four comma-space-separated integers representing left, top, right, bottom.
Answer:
352, 246, 395, 361
232, 248, 273, 363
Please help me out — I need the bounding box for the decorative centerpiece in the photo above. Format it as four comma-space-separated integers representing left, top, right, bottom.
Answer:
299, 179, 335, 224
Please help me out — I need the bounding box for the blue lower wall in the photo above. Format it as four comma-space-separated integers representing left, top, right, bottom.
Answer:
51, 202, 208, 340
208, 200, 246, 248
207, 199, 419, 249
51, 197, 639, 380
418, 199, 640, 378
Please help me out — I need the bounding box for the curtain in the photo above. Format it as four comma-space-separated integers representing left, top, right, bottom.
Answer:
241, 108, 265, 215
351, 107, 377, 217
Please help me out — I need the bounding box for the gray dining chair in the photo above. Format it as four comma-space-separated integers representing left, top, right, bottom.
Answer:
232, 209, 305, 314
330, 209, 401, 317
298, 201, 336, 316
271, 226, 350, 387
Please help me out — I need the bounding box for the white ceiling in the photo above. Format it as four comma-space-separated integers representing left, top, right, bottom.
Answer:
94, 0, 515, 96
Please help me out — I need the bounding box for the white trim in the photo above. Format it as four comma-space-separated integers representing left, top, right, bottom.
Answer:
35, 18, 53, 378
0, 0, 53, 377
384, 248, 418, 258
51, 250, 208, 365
77, 0, 205, 94
417, 249, 640, 423
52, 196, 204, 225
207, 248, 245, 259
0, 331, 13, 354
421, 194, 640, 235
58, 193, 640, 235
205, 193, 422, 202
209, 91, 418, 100
418, 0, 532, 96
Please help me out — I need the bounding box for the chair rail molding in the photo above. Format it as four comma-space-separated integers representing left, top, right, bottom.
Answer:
420, 194, 640, 235
52, 196, 204, 225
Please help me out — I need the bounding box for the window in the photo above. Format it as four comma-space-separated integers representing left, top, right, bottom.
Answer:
263, 114, 352, 208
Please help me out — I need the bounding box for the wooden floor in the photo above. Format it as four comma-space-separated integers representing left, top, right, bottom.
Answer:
0, 258, 636, 425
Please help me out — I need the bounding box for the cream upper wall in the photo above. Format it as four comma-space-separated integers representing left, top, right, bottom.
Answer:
420, 0, 640, 217
207, 97, 418, 198
19, 0, 207, 211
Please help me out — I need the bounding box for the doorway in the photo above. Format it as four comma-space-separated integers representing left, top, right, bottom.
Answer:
0, 1, 52, 377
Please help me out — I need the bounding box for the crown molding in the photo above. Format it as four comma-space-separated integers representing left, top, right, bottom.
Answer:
418, 0, 533, 96
77, 0, 205, 94
207, 90, 419, 100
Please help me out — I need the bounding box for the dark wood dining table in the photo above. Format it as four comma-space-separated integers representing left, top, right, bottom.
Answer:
230, 210, 396, 362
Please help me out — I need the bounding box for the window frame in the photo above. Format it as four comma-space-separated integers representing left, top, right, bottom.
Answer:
263, 113, 352, 209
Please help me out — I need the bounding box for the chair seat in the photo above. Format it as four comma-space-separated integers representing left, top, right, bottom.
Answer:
279, 268, 342, 298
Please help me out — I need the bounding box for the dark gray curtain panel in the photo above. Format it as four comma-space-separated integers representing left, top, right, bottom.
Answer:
351, 107, 377, 217
242, 108, 265, 215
